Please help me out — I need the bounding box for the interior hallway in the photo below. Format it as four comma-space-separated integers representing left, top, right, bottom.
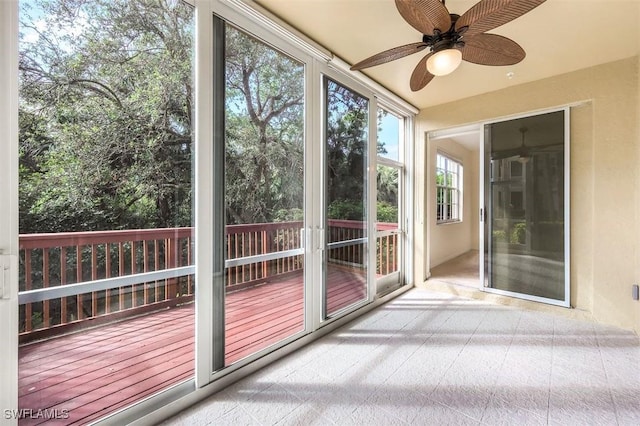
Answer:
162, 287, 640, 425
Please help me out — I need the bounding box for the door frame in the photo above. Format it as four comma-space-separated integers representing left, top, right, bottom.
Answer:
480, 107, 571, 307
317, 66, 378, 324
0, 0, 19, 422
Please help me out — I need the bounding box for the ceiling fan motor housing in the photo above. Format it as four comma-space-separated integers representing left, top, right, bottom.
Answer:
422, 13, 467, 54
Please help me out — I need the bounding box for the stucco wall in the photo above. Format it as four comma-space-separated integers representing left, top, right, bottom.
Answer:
428, 138, 478, 268
414, 56, 640, 332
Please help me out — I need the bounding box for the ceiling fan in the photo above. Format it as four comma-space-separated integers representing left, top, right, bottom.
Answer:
351, 0, 547, 91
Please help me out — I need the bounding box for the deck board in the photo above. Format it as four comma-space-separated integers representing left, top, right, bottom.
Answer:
18, 266, 367, 425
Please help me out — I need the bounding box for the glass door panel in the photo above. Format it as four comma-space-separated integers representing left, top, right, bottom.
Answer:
224, 24, 305, 364
18, 0, 195, 422
376, 165, 399, 276
375, 108, 403, 294
324, 79, 369, 318
483, 110, 569, 304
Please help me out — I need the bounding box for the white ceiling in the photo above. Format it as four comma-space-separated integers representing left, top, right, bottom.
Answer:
255, 0, 640, 109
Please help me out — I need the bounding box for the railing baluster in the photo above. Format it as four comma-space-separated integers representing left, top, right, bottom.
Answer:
248, 231, 253, 281
377, 236, 382, 275
227, 234, 232, 287
166, 236, 177, 299
76, 245, 82, 321
187, 236, 192, 295
241, 233, 245, 284
143, 240, 149, 304
91, 244, 98, 318
118, 242, 125, 311
42, 248, 50, 328
131, 240, 137, 307
105, 242, 111, 313
60, 247, 67, 324
262, 230, 267, 279
254, 231, 259, 279
164, 238, 169, 300
393, 234, 397, 272
24, 250, 32, 332
154, 239, 160, 302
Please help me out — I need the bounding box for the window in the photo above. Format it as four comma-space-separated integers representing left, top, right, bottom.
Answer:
436, 153, 462, 223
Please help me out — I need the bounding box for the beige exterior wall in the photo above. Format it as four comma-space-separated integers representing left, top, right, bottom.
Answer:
414, 56, 640, 332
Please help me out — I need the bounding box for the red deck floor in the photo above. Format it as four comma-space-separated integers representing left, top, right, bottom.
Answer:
18, 267, 366, 425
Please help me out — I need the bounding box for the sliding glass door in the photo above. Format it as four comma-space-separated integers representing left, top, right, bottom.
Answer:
223, 23, 306, 365
323, 79, 370, 318
18, 1, 196, 422
482, 109, 570, 306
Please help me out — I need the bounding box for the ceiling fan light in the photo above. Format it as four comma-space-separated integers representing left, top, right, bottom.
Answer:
426, 48, 462, 76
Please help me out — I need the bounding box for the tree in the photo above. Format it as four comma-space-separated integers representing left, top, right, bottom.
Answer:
19, 0, 194, 233
224, 25, 304, 225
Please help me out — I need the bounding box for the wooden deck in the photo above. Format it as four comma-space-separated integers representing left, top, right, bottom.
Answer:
18, 267, 366, 425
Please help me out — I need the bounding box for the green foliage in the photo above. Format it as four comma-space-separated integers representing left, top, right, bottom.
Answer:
19, 0, 194, 233
510, 222, 527, 244
492, 230, 507, 242
327, 199, 398, 223
328, 199, 364, 221
376, 202, 398, 223
273, 208, 303, 222
326, 81, 369, 209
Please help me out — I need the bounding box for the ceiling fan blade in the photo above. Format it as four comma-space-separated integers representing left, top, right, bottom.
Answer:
410, 53, 435, 92
395, 0, 451, 35
351, 42, 427, 71
456, 0, 547, 37
462, 33, 525, 65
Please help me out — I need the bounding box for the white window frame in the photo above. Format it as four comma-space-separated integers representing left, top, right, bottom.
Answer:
436, 152, 463, 224
375, 105, 406, 293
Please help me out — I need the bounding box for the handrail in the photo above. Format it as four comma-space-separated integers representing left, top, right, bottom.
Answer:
327, 237, 367, 250
19, 266, 195, 304
225, 247, 304, 268
19, 228, 194, 250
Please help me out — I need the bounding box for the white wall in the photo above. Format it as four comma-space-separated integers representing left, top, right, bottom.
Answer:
428, 138, 478, 269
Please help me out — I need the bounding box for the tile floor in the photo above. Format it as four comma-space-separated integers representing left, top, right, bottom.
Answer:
162, 288, 640, 425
